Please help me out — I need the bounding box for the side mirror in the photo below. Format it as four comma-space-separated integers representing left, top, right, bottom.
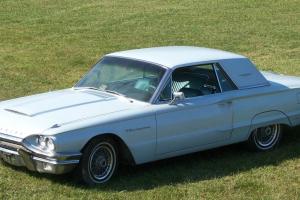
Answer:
170, 92, 185, 105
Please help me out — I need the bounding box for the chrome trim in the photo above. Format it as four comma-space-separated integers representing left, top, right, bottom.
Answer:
154, 63, 227, 104
102, 55, 169, 104
0, 132, 23, 143
104, 55, 169, 70
73, 55, 169, 105
0, 139, 81, 162
153, 69, 173, 104
149, 69, 171, 104
0, 139, 23, 150
0, 146, 18, 155
213, 63, 223, 93
0, 136, 81, 174
32, 156, 80, 165
214, 63, 238, 90
208, 61, 241, 89
22, 139, 82, 160
239, 83, 271, 90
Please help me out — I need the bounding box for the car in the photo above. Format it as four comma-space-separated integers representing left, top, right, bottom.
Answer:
0, 46, 300, 185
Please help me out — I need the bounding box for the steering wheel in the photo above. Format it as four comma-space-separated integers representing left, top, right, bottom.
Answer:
203, 84, 217, 94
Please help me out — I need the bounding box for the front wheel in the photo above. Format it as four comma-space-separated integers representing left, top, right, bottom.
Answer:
78, 137, 118, 186
247, 124, 283, 151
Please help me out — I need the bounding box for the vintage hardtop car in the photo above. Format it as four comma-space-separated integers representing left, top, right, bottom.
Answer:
0, 46, 300, 185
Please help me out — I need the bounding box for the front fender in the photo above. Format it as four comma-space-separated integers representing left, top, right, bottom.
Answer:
47, 114, 157, 165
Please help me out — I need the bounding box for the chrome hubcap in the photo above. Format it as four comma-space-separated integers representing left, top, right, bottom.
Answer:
254, 124, 280, 149
88, 143, 116, 182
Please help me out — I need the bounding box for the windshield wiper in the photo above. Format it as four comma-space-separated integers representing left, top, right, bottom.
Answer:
103, 89, 125, 97
74, 87, 125, 97
73, 86, 102, 91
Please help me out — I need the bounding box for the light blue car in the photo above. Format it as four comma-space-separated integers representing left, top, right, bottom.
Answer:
0, 46, 300, 185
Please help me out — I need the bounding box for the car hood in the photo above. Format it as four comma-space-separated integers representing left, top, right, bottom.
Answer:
0, 88, 146, 139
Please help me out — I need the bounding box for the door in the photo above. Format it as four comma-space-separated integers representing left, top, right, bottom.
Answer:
155, 63, 235, 154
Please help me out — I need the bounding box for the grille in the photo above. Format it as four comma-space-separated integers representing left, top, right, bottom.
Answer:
0, 140, 23, 152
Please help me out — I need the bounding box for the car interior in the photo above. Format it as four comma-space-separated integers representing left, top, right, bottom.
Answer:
172, 64, 221, 98
107, 76, 160, 101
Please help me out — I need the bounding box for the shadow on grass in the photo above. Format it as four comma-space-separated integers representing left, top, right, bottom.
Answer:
2, 127, 300, 191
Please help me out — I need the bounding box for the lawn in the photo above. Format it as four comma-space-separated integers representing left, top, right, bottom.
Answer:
0, 0, 299, 199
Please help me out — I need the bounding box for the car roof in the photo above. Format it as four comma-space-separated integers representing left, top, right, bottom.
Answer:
107, 46, 270, 90
107, 46, 246, 68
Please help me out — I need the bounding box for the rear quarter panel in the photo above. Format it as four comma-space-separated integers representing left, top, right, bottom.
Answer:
230, 86, 299, 143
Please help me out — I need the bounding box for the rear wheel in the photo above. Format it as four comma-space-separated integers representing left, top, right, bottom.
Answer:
247, 124, 282, 151
78, 137, 118, 186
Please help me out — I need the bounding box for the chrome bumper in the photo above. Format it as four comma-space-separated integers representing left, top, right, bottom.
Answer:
0, 136, 81, 174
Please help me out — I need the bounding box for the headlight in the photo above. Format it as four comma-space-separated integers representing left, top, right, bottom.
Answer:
36, 136, 55, 151
45, 137, 55, 151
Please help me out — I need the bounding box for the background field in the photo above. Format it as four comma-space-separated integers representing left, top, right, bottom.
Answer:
0, 0, 299, 199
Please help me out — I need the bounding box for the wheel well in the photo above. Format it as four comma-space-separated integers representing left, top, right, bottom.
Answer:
81, 133, 136, 165
248, 123, 290, 140
248, 110, 292, 137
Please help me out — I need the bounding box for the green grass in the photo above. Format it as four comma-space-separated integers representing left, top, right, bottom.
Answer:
0, 0, 299, 199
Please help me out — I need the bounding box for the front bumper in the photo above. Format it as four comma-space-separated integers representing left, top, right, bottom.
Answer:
0, 135, 81, 174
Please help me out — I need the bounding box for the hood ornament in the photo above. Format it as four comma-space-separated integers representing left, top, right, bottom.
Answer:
50, 124, 61, 129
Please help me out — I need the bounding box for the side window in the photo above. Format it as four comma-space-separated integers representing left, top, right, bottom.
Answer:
159, 78, 172, 101
172, 64, 220, 98
214, 64, 237, 92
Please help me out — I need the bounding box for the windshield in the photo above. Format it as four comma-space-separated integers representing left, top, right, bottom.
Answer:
75, 56, 166, 102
